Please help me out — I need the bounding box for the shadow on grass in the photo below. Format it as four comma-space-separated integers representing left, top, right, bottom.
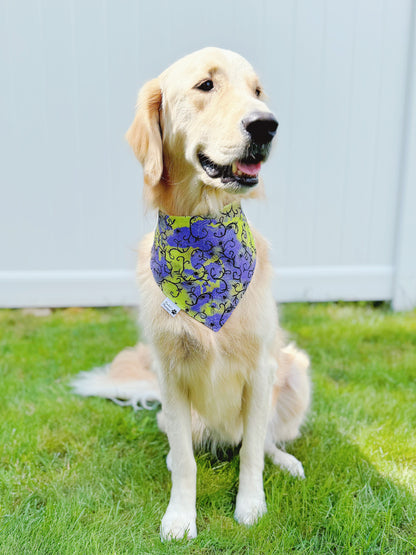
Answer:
111, 406, 416, 554
258, 420, 416, 553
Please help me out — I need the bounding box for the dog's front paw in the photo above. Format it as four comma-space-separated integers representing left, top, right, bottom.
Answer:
160, 506, 197, 540
234, 492, 267, 526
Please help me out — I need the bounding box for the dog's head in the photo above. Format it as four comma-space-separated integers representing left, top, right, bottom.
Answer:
127, 47, 278, 211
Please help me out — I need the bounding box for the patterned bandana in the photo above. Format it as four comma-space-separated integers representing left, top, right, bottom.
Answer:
150, 202, 257, 331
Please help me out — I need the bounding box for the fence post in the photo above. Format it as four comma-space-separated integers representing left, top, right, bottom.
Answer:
393, 1, 416, 311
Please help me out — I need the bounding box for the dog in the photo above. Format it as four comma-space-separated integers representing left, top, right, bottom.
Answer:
73, 47, 311, 540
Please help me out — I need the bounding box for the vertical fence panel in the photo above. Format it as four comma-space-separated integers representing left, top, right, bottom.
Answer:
0, 0, 414, 308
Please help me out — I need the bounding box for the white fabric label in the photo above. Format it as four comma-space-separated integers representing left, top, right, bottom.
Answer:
161, 297, 181, 317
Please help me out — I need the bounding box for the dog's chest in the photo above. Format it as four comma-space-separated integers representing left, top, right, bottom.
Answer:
176, 332, 262, 438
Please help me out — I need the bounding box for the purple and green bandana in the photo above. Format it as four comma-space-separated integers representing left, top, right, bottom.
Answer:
150, 202, 257, 331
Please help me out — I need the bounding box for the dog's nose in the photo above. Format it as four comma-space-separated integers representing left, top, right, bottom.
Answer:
242, 112, 278, 144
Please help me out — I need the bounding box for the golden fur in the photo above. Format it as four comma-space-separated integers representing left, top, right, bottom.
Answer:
76, 47, 311, 540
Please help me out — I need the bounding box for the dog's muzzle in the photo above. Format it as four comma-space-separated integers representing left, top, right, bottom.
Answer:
198, 112, 278, 188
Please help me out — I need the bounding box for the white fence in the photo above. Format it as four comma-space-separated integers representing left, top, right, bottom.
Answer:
1, 0, 415, 310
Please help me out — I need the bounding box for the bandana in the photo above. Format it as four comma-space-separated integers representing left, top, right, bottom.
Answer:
150, 202, 256, 331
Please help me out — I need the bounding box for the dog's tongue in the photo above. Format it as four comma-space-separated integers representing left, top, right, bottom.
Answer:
236, 161, 261, 176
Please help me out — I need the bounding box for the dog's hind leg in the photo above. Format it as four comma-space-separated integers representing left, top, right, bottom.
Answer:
264, 439, 305, 478
273, 344, 311, 440
265, 343, 311, 478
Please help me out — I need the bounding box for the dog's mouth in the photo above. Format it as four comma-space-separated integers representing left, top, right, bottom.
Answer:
198, 153, 263, 188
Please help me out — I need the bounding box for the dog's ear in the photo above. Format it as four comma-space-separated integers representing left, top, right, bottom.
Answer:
126, 78, 163, 187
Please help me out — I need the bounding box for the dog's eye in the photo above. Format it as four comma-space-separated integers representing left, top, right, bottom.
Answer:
255, 87, 262, 97
196, 80, 214, 92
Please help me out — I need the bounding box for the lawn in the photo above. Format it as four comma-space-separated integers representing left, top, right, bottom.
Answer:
0, 303, 415, 554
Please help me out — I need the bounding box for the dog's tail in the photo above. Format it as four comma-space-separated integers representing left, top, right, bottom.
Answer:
71, 344, 161, 410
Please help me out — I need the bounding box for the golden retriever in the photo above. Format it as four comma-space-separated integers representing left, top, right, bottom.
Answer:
73, 47, 311, 540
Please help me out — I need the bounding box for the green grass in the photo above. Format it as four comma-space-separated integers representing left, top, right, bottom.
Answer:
0, 303, 415, 554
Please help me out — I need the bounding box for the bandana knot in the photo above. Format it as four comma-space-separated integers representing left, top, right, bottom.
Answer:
150, 202, 256, 331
